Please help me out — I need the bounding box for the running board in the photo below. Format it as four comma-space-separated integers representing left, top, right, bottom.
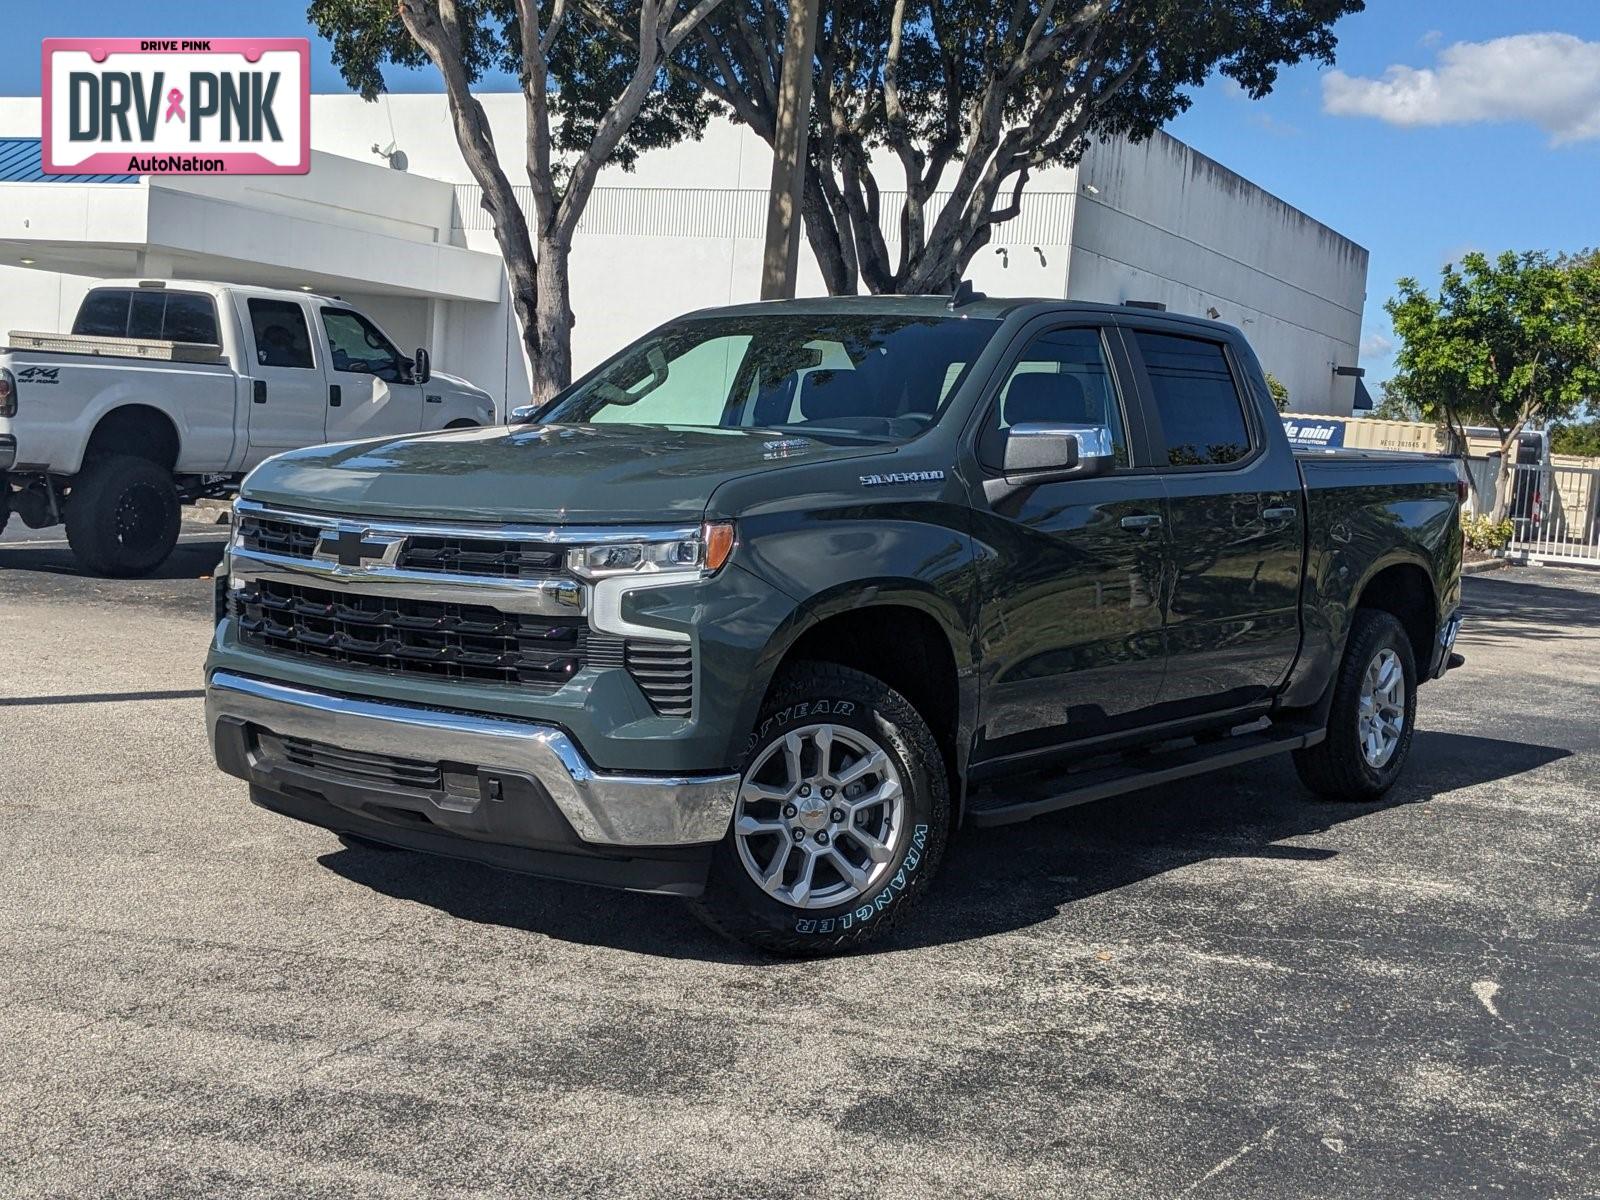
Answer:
967, 723, 1325, 828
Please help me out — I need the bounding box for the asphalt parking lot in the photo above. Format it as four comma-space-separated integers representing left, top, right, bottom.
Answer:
2, 528, 1596, 1200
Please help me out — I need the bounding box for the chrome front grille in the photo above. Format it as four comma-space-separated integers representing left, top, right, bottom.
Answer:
228, 502, 695, 712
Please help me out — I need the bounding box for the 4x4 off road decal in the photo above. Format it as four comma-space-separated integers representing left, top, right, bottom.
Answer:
17, 367, 60, 384
794, 824, 929, 935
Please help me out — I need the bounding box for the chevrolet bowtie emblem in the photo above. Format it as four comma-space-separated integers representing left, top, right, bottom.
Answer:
313, 527, 403, 568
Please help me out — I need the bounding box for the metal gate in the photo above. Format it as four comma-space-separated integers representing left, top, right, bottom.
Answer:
1504, 462, 1600, 564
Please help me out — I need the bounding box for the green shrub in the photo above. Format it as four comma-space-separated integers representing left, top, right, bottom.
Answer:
1462, 514, 1514, 552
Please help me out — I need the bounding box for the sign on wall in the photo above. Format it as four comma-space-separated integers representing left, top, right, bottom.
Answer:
1281, 416, 1347, 451
42, 38, 309, 175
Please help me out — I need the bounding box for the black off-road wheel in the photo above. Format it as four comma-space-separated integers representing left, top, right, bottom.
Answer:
688, 663, 950, 957
64, 455, 181, 577
1293, 609, 1418, 801
0, 475, 10, 538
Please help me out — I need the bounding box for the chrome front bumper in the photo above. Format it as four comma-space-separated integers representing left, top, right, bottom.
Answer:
205, 671, 737, 847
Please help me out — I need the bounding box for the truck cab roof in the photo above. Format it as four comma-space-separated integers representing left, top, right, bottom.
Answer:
87, 278, 347, 307
679, 293, 1244, 340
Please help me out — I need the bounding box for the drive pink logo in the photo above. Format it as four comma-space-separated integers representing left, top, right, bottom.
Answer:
43, 38, 309, 175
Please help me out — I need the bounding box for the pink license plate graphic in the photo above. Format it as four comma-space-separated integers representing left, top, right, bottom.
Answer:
42, 38, 309, 175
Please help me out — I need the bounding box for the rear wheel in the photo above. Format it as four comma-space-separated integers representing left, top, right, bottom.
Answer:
688, 663, 949, 956
64, 454, 181, 577
0, 474, 10, 537
1293, 609, 1418, 801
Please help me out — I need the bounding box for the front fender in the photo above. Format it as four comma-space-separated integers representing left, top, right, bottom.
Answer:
722, 505, 981, 776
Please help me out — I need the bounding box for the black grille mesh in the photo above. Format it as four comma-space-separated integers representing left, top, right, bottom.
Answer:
234, 580, 585, 688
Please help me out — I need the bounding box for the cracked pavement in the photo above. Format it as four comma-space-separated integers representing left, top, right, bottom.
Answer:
2, 528, 1597, 1199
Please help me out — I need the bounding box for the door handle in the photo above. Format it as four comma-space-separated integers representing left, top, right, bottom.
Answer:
329, 384, 342, 408
252, 379, 267, 404
1120, 514, 1162, 531
1263, 506, 1298, 521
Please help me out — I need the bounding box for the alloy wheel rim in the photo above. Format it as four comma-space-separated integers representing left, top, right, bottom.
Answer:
733, 722, 905, 910
1358, 647, 1405, 768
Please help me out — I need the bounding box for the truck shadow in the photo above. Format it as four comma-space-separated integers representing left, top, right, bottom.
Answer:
1459, 571, 1600, 648
0, 535, 227, 581
318, 728, 1567, 961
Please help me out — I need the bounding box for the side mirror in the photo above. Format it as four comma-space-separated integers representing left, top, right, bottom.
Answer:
1002, 423, 1116, 482
413, 347, 431, 384
509, 404, 539, 423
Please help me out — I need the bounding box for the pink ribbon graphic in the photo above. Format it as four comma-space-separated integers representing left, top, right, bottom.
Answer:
164, 88, 185, 123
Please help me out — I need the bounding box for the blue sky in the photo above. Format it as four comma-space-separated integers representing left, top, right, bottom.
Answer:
8, 1, 1599, 387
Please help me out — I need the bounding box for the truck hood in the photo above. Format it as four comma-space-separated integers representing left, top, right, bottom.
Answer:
240, 423, 889, 523
427, 368, 493, 404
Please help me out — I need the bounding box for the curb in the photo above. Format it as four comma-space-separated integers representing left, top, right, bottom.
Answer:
1461, 559, 1510, 576
181, 503, 232, 526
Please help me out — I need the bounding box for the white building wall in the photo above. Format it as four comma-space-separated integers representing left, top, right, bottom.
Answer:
1067, 132, 1368, 414
1, 93, 1368, 417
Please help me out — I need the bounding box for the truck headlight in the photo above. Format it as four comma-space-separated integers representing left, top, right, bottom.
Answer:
568, 522, 734, 579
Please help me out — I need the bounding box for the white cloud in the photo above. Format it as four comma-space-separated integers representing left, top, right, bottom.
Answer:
1322, 33, 1600, 144
1360, 331, 1394, 359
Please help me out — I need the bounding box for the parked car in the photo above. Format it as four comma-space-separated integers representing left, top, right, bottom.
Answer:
205, 296, 1464, 955
0, 279, 495, 574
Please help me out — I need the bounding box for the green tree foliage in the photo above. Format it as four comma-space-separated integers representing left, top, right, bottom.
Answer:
1385, 250, 1600, 520
1264, 372, 1289, 412
663, 0, 1363, 294
1370, 381, 1421, 423
1550, 415, 1600, 458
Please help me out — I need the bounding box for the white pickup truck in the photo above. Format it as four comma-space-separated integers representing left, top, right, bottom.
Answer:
0, 279, 496, 575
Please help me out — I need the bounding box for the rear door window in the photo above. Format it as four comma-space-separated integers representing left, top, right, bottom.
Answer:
248, 299, 315, 369
1133, 331, 1252, 467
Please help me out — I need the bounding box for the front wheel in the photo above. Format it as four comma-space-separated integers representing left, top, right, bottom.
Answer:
688, 663, 949, 956
1293, 609, 1418, 801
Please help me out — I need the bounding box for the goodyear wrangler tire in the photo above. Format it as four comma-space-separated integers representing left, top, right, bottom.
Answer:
688, 663, 949, 956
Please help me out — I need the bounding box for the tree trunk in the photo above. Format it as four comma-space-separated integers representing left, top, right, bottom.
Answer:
1488, 427, 1522, 524
531, 234, 573, 404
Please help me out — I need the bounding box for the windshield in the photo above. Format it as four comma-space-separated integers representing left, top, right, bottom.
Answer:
540, 313, 1000, 441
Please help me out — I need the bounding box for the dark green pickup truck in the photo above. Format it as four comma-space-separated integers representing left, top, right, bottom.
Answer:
207, 296, 1463, 954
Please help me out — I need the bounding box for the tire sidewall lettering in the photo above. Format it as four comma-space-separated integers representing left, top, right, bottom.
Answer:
793, 823, 929, 935
744, 698, 858, 759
